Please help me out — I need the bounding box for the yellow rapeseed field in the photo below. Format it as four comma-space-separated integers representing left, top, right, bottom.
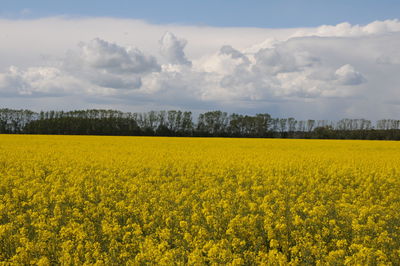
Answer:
0, 135, 399, 265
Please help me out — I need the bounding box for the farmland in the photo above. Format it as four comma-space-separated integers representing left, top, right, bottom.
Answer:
0, 135, 399, 264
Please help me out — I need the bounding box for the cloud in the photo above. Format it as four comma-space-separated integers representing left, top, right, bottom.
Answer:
0, 66, 28, 96
159, 32, 191, 66
70, 38, 160, 74
253, 47, 318, 75
377, 53, 400, 65
220, 45, 250, 62
0, 18, 400, 119
64, 38, 160, 90
291, 19, 400, 38
334, 64, 365, 86
0, 66, 81, 97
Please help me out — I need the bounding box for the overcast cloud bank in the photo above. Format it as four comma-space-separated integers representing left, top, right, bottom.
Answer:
0, 18, 400, 119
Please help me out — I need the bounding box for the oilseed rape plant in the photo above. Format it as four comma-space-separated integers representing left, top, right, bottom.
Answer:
0, 135, 400, 264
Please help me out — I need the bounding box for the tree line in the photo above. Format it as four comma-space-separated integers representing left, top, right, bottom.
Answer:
1, 108, 400, 140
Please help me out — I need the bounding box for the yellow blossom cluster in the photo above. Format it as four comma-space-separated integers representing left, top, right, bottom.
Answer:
0, 135, 399, 264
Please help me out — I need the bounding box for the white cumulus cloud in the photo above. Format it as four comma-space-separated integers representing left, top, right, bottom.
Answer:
334, 64, 366, 86
64, 38, 160, 90
1, 17, 400, 119
159, 32, 191, 66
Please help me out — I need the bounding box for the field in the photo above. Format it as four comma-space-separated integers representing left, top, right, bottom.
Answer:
0, 135, 399, 265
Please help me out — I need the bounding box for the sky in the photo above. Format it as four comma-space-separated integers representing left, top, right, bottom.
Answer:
0, 1, 400, 120
2, 0, 400, 28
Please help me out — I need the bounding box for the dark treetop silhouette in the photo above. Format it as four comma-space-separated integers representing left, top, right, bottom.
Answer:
1, 108, 399, 140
